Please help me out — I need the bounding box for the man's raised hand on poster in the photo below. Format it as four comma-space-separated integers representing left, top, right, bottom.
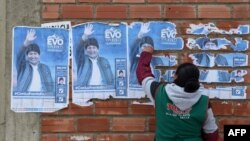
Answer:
82, 24, 94, 40
138, 23, 150, 38
24, 29, 37, 46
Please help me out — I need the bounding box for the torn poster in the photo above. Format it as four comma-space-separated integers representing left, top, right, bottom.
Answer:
200, 86, 247, 99
189, 53, 248, 67
199, 69, 247, 83
129, 21, 184, 51
128, 21, 179, 98
186, 23, 249, 35
186, 37, 249, 51
72, 22, 128, 106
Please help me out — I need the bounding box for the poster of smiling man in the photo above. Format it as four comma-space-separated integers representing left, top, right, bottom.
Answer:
72, 22, 127, 106
11, 26, 70, 112
128, 21, 179, 98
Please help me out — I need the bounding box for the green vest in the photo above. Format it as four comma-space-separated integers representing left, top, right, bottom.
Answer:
155, 84, 208, 141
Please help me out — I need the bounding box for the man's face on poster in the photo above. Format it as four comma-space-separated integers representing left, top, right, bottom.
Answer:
119, 71, 124, 77
59, 79, 64, 85
237, 71, 242, 77
27, 51, 40, 65
86, 45, 99, 59
204, 41, 217, 50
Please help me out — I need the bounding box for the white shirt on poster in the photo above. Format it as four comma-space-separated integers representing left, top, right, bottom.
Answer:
28, 64, 42, 91
89, 58, 102, 85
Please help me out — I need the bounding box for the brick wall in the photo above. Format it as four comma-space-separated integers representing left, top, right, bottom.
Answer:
41, 0, 250, 141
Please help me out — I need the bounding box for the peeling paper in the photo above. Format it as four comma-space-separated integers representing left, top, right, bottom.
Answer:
162, 70, 176, 83
187, 37, 249, 51
186, 23, 249, 35
199, 69, 247, 83
128, 21, 181, 98
189, 53, 248, 67
200, 86, 247, 99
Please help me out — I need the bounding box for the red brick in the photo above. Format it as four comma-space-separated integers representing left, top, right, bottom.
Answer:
198, 5, 231, 19
148, 117, 156, 132
131, 134, 155, 141
62, 5, 93, 19
77, 118, 109, 132
164, 5, 196, 19
182, 0, 216, 2
79, 0, 110, 2
218, 133, 224, 141
233, 101, 250, 116
113, 0, 145, 3
129, 5, 161, 19
218, 118, 250, 132
248, 53, 250, 66
96, 134, 128, 141
95, 100, 129, 115
43, 0, 75, 3
96, 5, 127, 19
247, 87, 250, 99
148, 0, 180, 2
41, 111, 58, 116
95, 108, 128, 115
211, 101, 234, 116
41, 134, 58, 141
232, 5, 250, 18
41, 118, 75, 133
243, 70, 250, 83
130, 103, 155, 115
58, 103, 93, 115
216, 0, 250, 2
61, 134, 94, 141
43, 5, 59, 12
42, 5, 59, 19
112, 118, 146, 131
216, 21, 250, 32
216, 21, 243, 31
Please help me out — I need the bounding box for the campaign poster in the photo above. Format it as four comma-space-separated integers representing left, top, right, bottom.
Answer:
11, 26, 70, 112
186, 37, 249, 51
128, 21, 179, 98
186, 23, 249, 35
72, 22, 128, 106
231, 70, 247, 83
189, 53, 248, 68
162, 70, 176, 83
200, 86, 247, 99
186, 22, 249, 100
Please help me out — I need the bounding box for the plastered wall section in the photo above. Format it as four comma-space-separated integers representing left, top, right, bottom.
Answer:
1, 0, 41, 141
0, 0, 6, 140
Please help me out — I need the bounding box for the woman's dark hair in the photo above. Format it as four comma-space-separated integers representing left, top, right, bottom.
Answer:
173, 63, 200, 93
140, 36, 154, 47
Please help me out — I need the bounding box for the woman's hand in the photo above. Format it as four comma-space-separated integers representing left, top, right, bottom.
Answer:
142, 45, 154, 54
